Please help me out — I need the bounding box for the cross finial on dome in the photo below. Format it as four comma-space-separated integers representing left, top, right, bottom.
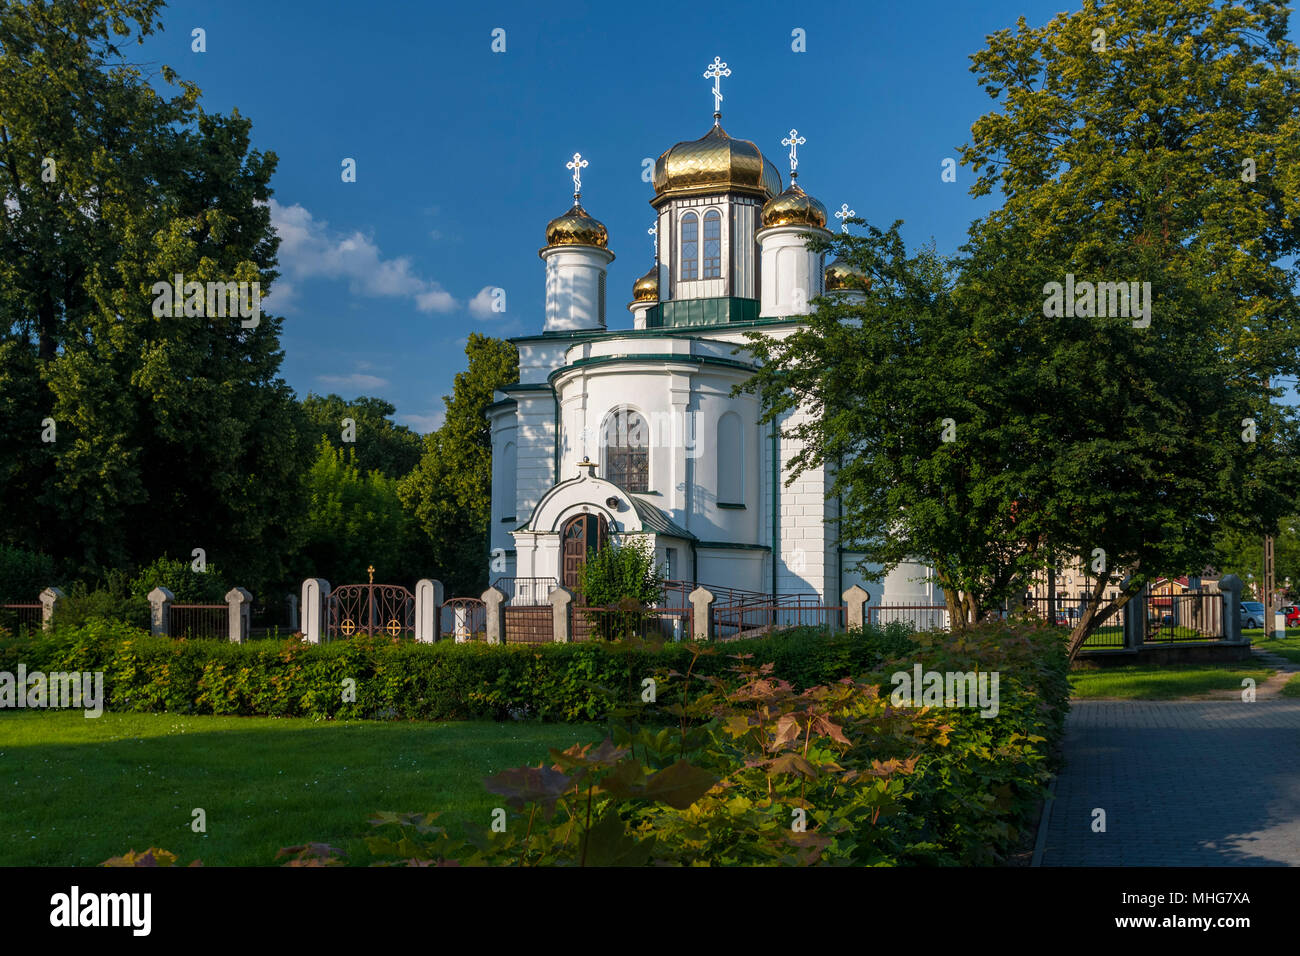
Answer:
566, 153, 588, 203
648, 221, 657, 258
835, 202, 855, 234
781, 128, 806, 182
703, 56, 730, 123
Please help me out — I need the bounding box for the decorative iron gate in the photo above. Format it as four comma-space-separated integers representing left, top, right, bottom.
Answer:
329, 581, 415, 638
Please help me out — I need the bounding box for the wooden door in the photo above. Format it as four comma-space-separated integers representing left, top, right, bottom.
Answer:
561, 514, 608, 599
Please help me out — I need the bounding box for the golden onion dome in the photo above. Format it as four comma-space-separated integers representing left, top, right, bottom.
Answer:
652, 124, 782, 204
545, 202, 608, 248
632, 265, 658, 303
825, 256, 870, 292
761, 182, 828, 229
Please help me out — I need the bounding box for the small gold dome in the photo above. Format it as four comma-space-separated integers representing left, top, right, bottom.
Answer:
545, 202, 608, 248
825, 256, 870, 292
632, 265, 658, 303
761, 182, 828, 229
652, 124, 781, 204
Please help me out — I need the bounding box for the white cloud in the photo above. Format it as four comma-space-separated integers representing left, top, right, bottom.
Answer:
468, 286, 502, 319
400, 411, 446, 434
270, 199, 457, 313
316, 372, 391, 391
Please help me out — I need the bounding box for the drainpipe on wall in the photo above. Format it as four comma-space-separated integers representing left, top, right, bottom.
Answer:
552, 386, 560, 484
771, 425, 779, 599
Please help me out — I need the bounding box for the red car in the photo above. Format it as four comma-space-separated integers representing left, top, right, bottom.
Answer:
1284, 605, 1300, 627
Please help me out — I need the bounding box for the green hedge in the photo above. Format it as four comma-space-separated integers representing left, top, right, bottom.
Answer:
0, 620, 918, 722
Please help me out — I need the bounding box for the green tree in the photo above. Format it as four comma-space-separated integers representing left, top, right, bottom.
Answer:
744, 0, 1300, 659
299, 393, 423, 480
1214, 517, 1300, 600
0, 1, 304, 591
399, 334, 519, 596
299, 440, 415, 586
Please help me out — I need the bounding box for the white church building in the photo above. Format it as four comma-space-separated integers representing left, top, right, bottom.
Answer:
487, 60, 939, 612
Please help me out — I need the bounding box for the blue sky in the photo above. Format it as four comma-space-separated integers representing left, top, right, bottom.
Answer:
135, 0, 1299, 432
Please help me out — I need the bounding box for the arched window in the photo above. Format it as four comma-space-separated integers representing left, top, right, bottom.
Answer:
717, 412, 743, 504
499, 441, 516, 519
603, 408, 649, 493
703, 209, 722, 278
680, 212, 698, 281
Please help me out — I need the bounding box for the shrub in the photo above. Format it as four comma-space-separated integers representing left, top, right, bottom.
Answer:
0, 620, 922, 722
129, 555, 229, 604
579, 538, 664, 607
295, 619, 1071, 866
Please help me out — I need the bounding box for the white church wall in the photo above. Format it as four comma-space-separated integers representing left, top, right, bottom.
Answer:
511, 392, 557, 529
517, 340, 571, 385
696, 548, 766, 592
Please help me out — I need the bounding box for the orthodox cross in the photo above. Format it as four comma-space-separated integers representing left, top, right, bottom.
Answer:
781, 128, 806, 182
566, 152, 588, 202
703, 56, 730, 120
835, 202, 855, 233
648, 221, 657, 257
367, 564, 375, 584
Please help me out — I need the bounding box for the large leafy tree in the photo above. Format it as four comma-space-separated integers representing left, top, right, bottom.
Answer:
746, 0, 1300, 657
298, 393, 423, 480
298, 440, 416, 587
400, 334, 518, 596
0, 1, 303, 590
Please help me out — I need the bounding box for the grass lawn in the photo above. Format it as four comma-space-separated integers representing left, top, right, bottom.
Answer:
1282, 674, 1300, 698
1069, 661, 1273, 699
1253, 629, 1300, 664
0, 711, 599, 867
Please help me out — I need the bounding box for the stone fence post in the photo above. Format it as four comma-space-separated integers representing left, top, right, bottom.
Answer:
842, 585, 870, 632
285, 593, 299, 632
39, 586, 65, 632
1219, 573, 1244, 644
415, 579, 443, 643
1123, 581, 1148, 649
226, 587, 252, 644
549, 586, 573, 643
689, 586, 715, 642
301, 578, 330, 644
482, 586, 506, 645
146, 586, 173, 637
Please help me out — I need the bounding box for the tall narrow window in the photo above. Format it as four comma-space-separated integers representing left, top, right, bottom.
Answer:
717, 412, 743, 504
703, 209, 722, 278
680, 212, 698, 281
499, 441, 517, 519
604, 408, 649, 493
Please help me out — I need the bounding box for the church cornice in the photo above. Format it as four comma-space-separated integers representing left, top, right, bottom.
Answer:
547, 352, 757, 386
508, 315, 806, 346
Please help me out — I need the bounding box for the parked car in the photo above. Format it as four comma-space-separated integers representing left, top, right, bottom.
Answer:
1240, 601, 1267, 629
1283, 605, 1300, 627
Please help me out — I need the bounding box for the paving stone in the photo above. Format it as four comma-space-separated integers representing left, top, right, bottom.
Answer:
1038, 700, 1300, 866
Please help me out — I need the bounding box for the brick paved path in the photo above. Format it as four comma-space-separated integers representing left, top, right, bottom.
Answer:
1037, 700, 1300, 866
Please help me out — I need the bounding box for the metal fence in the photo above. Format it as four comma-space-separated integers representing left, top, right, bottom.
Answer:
0, 603, 42, 633
572, 605, 693, 643
714, 595, 843, 639
169, 604, 227, 639
491, 577, 558, 606
869, 603, 951, 632
441, 597, 486, 641
1145, 590, 1224, 642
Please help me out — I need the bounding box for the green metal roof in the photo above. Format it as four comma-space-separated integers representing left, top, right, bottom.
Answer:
629, 495, 697, 540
